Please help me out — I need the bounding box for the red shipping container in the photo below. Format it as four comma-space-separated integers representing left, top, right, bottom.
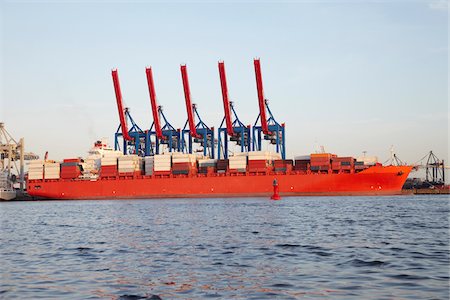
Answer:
331, 162, 341, 170
153, 171, 171, 176
248, 160, 267, 168
63, 158, 82, 163
332, 157, 354, 162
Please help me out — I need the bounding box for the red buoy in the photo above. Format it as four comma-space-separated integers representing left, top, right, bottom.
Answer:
271, 178, 281, 200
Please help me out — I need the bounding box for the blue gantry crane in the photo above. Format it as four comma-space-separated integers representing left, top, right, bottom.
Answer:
179, 64, 215, 158
145, 67, 181, 155
112, 69, 147, 156
217, 61, 251, 159
251, 59, 286, 159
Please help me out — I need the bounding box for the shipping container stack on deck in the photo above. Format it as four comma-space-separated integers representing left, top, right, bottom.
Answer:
216, 159, 228, 174
310, 153, 335, 173
144, 156, 154, 176
28, 160, 44, 180
44, 161, 60, 180
153, 154, 172, 176
100, 157, 118, 178
172, 153, 197, 176
229, 155, 247, 173
247, 151, 281, 173
355, 156, 378, 171
274, 159, 293, 173
118, 155, 143, 177
294, 155, 310, 173
331, 157, 355, 173
198, 159, 217, 175
61, 158, 83, 179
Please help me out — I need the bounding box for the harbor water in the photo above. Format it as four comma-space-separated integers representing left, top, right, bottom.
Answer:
1, 195, 449, 299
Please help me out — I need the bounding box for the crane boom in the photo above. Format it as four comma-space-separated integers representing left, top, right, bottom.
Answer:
111, 69, 132, 141
218, 61, 235, 136
254, 58, 269, 134
145, 67, 163, 139
180, 65, 198, 138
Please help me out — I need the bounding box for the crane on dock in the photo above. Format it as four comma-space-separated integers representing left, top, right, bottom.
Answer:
252, 58, 286, 159
0, 122, 38, 193
217, 61, 251, 159
180, 64, 215, 158
112, 69, 147, 155
145, 67, 181, 154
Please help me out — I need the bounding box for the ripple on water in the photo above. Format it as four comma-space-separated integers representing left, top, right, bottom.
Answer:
0, 196, 448, 299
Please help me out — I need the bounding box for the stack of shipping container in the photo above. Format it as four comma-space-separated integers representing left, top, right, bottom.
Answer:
144, 156, 154, 176
216, 159, 228, 173
118, 155, 143, 176
26, 150, 381, 182
331, 157, 354, 173
355, 156, 378, 171
273, 159, 293, 173
229, 155, 247, 173
28, 160, 44, 180
44, 161, 60, 179
153, 154, 172, 176
60, 158, 83, 179
294, 155, 310, 172
100, 156, 118, 178
310, 153, 334, 172
198, 159, 216, 174
171, 153, 197, 175
247, 151, 281, 173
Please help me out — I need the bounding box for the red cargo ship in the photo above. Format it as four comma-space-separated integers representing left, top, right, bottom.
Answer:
26, 142, 412, 200
26, 59, 413, 199
27, 165, 412, 200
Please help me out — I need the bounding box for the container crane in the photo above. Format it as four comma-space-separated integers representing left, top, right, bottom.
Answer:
145, 67, 181, 155
0, 123, 39, 192
180, 65, 215, 158
217, 61, 251, 159
252, 58, 286, 159
112, 69, 146, 155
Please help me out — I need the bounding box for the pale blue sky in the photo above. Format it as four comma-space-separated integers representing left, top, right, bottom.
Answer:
0, 0, 448, 166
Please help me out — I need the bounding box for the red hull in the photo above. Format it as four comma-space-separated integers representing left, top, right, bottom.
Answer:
27, 166, 412, 200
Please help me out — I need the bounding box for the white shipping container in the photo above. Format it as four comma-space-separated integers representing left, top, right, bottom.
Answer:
119, 155, 138, 160
248, 156, 268, 161
28, 173, 44, 180
28, 172, 43, 176
356, 156, 378, 165
154, 166, 171, 171
229, 156, 246, 161
44, 174, 60, 179
294, 155, 311, 161
247, 151, 269, 157
154, 162, 171, 166
229, 162, 246, 166
101, 158, 117, 166
154, 158, 171, 163
28, 160, 45, 165
29, 166, 44, 171
229, 164, 247, 168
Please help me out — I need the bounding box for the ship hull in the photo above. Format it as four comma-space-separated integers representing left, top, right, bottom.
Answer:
0, 190, 17, 201
26, 166, 412, 200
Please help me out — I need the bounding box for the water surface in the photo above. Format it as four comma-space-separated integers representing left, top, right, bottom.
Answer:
1, 195, 449, 299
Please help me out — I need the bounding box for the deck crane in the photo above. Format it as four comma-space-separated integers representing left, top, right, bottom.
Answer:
252, 58, 286, 159
180, 64, 215, 158
217, 61, 251, 159
145, 67, 181, 155
112, 69, 146, 155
